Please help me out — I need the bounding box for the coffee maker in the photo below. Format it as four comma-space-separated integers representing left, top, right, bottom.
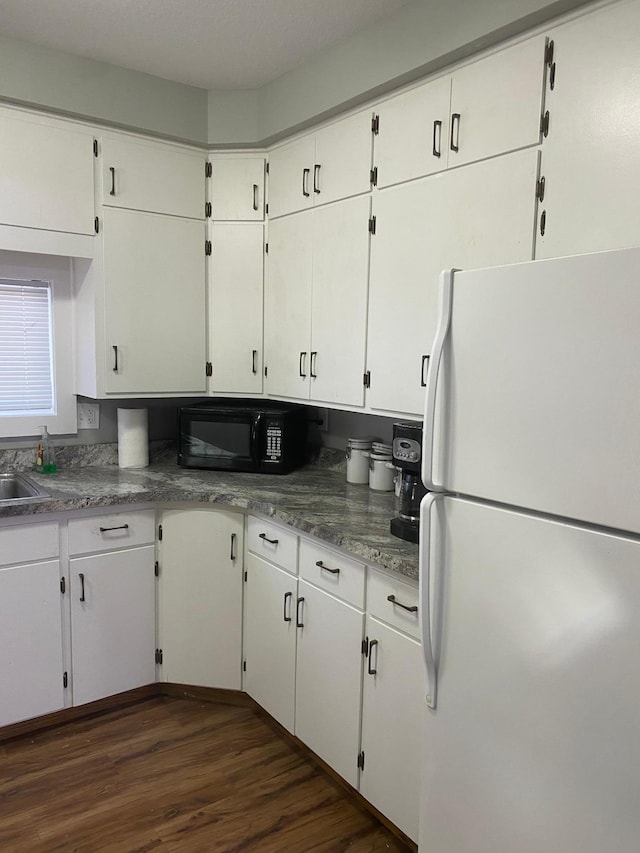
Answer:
390, 422, 427, 544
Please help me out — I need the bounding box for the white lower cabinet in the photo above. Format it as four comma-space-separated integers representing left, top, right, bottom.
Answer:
68, 510, 156, 706
360, 571, 423, 843
244, 551, 298, 732
0, 521, 64, 728
294, 578, 364, 786
158, 509, 244, 689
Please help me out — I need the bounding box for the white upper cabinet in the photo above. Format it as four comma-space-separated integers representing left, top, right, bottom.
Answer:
209, 156, 265, 220
208, 222, 264, 395
373, 75, 452, 188
448, 35, 546, 168
102, 208, 207, 395
100, 135, 205, 219
0, 107, 95, 236
536, 0, 640, 259
366, 148, 539, 416
268, 110, 373, 218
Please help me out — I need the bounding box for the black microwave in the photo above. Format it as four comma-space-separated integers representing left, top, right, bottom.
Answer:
178, 400, 308, 474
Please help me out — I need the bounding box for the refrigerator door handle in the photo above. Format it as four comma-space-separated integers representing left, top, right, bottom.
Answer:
420, 492, 441, 709
422, 268, 456, 491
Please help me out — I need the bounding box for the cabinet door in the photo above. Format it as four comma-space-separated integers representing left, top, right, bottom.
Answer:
537, 1, 640, 259
373, 76, 452, 188
448, 35, 545, 168
210, 157, 265, 220
101, 136, 205, 219
0, 110, 94, 235
367, 148, 538, 415
70, 546, 156, 706
268, 136, 315, 219
103, 208, 206, 394
313, 110, 373, 206
264, 211, 313, 399
244, 553, 297, 733
208, 222, 264, 395
159, 510, 244, 690
0, 559, 64, 727
360, 617, 423, 843
295, 580, 364, 786
310, 196, 370, 407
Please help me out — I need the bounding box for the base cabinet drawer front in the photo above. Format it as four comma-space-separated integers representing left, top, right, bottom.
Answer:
243, 553, 298, 732
70, 546, 156, 706
0, 559, 64, 728
360, 616, 424, 843
299, 539, 365, 608
294, 579, 364, 787
159, 509, 244, 690
68, 509, 156, 556
247, 516, 298, 574
367, 569, 420, 640
0, 521, 59, 567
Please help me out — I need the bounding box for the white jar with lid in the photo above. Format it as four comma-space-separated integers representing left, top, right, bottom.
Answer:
369, 442, 396, 491
346, 436, 377, 484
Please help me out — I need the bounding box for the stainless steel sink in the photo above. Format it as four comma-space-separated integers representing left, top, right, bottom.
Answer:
0, 472, 51, 504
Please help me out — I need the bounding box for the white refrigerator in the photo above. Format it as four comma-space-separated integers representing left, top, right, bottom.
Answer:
418, 247, 640, 853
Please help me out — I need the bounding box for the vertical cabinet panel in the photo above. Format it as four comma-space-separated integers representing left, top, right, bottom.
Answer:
367, 148, 538, 415
159, 510, 244, 689
103, 208, 206, 394
448, 36, 546, 168
310, 196, 371, 407
209, 157, 265, 221
360, 617, 423, 843
0, 109, 95, 235
70, 546, 156, 706
0, 559, 64, 727
536, 1, 640, 258
268, 137, 316, 219
295, 579, 364, 786
313, 111, 373, 206
101, 136, 205, 219
243, 553, 298, 733
208, 222, 264, 395
264, 211, 313, 399
373, 76, 452, 188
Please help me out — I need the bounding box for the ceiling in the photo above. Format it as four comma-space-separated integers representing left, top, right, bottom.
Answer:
0, 0, 414, 90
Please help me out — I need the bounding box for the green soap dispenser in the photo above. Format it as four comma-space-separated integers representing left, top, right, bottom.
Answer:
40, 425, 57, 474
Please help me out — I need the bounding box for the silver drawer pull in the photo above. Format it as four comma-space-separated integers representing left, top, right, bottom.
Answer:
259, 532, 279, 545
99, 524, 129, 533
387, 594, 418, 613
316, 560, 340, 575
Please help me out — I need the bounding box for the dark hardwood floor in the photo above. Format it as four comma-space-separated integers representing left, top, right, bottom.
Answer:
0, 696, 413, 852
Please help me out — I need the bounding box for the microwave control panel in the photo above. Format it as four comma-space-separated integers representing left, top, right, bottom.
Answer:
266, 421, 282, 459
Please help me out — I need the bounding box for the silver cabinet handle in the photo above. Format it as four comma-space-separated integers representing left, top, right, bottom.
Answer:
252, 183, 259, 211
109, 166, 116, 195
387, 593, 418, 613
299, 351, 307, 378
79, 572, 86, 602
296, 596, 305, 628
450, 113, 461, 152
230, 533, 237, 561
310, 351, 317, 378
112, 345, 119, 373
316, 559, 339, 575
432, 120, 442, 158
283, 591, 292, 622
302, 168, 310, 197
252, 349, 258, 375
313, 164, 321, 194
367, 639, 378, 675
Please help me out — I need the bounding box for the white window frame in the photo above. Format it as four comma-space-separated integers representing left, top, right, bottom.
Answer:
0, 251, 77, 438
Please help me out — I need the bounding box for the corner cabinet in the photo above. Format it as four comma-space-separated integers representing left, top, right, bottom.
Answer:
157, 509, 244, 689
0, 522, 64, 728
74, 133, 208, 398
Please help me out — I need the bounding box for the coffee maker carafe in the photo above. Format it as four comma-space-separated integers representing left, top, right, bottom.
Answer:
390, 422, 427, 544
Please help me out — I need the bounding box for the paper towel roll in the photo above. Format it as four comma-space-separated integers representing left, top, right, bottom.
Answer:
117, 408, 149, 469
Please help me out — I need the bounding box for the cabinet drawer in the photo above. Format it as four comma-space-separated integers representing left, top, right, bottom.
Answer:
367, 569, 420, 640
247, 516, 298, 574
0, 522, 59, 567
299, 539, 365, 609
68, 509, 156, 556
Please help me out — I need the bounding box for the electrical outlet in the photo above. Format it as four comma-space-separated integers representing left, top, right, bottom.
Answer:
78, 402, 100, 429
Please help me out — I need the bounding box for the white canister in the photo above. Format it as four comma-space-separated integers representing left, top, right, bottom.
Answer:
346, 436, 378, 484
369, 444, 395, 491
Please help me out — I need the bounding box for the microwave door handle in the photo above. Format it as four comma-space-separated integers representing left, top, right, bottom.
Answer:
251, 414, 263, 463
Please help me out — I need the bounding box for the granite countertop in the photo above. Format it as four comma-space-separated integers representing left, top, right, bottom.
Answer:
0, 461, 420, 580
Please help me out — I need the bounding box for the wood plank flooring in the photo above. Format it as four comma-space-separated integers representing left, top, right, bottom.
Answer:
0, 697, 413, 852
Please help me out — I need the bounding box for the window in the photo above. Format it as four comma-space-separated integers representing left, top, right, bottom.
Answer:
0, 279, 54, 416
0, 252, 77, 439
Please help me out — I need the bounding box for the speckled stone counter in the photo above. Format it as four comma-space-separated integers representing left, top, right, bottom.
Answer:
0, 462, 420, 580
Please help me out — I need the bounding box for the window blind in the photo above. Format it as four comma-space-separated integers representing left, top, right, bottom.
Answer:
0, 279, 54, 415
